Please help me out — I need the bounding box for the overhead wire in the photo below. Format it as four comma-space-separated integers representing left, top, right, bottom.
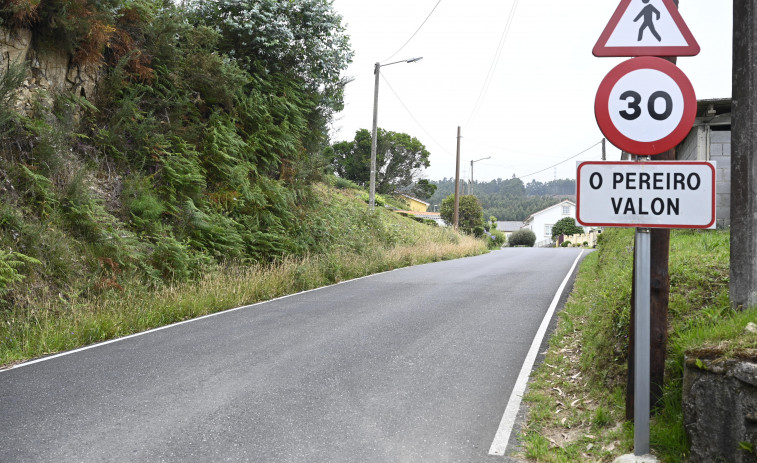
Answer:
380, 73, 456, 157
382, 0, 443, 63
513, 140, 603, 180
466, 0, 519, 126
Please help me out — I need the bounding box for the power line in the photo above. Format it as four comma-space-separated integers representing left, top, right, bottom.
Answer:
515, 140, 603, 180
380, 73, 456, 157
466, 0, 519, 126
383, 0, 443, 63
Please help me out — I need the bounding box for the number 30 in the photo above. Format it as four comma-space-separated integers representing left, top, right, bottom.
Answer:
619, 91, 673, 121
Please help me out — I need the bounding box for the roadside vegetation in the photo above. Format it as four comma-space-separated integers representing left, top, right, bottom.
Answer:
0, 0, 491, 367
520, 227, 757, 462
0, 183, 486, 366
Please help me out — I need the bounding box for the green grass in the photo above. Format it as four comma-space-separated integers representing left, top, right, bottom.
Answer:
521, 227, 750, 462
0, 185, 487, 367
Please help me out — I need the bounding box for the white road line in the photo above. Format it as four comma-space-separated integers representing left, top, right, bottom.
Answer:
0, 267, 405, 373
488, 250, 585, 456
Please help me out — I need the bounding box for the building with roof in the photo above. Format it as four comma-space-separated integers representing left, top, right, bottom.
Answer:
522, 200, 588, 247
398, 194, 431, 213
495, 221, 525, 239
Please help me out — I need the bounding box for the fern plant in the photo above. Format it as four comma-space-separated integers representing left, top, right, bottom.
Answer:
0, 250, 40, 297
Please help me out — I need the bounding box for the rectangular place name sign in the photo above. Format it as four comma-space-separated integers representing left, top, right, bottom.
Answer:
576, 161, 716, 228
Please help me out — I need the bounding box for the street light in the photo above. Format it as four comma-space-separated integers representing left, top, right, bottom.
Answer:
369, 57, 423, 208
470, 156, 491, 195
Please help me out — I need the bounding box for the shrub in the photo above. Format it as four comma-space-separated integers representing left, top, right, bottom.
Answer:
509, 229, 536, 247
333, 177, 361, 190
487, 229, 506, 249
561, 241, 571, 247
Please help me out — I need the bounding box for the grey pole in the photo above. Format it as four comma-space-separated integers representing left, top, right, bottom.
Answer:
454, 127, 461, 230
368, 57, 422, 210
369, 62, 380, 209
634, 228, 652, 456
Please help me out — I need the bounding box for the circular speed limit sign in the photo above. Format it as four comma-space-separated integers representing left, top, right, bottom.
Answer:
595, 57, 697, 156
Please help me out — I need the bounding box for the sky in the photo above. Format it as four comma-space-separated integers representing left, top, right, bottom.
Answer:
329, 0, 733, 184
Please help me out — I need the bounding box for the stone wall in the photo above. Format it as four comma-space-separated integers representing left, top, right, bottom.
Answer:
1, 26, 100, 113
683, 352, 757, 463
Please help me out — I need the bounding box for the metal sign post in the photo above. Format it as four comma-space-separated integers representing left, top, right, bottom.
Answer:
590, 1, 702, 458
634, 228, 651, 455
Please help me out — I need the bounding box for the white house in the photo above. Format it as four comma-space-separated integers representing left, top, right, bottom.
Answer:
522, 200, 588, 246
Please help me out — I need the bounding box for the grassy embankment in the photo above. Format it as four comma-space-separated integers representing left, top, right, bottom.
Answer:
520, 228, 757, 462
0, 184, 486, 367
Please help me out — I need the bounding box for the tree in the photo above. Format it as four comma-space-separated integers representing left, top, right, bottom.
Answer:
188, 0, 354, 142
439, 194, 484, 233
551, 217, 584, 240
330, 128, 430, 194
409, 179, 437, 201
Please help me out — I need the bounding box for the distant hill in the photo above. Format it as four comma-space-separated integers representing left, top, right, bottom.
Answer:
428, 177, 576, 222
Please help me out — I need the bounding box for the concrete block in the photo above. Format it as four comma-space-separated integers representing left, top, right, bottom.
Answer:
711, 131, 731, 143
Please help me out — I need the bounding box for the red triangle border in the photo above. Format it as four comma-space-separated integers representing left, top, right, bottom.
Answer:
593, 0, 700, 57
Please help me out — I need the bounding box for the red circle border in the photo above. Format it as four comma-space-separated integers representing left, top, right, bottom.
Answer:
594, 57, 697, 156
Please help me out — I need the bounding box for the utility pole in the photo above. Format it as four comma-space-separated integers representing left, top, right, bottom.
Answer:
625, 63, 675, 420
369, 57, 423, 209
369, 62, 380, 209
454, 126, 461, 230
730, 0, 757, 308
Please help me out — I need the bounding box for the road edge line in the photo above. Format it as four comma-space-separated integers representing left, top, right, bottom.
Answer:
488, 250, 585, 456
0, 265, 411, 373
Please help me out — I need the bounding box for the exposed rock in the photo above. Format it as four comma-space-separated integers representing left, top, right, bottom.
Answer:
1, 26, 101, 116
0, 27, 32, 70
746, 322, 757, 334
684, 354, 757, 463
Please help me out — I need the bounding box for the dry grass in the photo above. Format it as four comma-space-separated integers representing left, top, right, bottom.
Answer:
0, 231, 486, 367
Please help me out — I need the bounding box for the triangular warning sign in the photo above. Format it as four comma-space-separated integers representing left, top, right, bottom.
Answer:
593, 0, 700, 57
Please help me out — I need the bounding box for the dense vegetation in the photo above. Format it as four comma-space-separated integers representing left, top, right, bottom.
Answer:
329, 128, 430, 195
428, 177, 575, 221
0, 0, 490, 364
522, 228, 756, 462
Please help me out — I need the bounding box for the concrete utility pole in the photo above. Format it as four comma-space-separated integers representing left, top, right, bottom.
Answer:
369, 62, 380, 209
730, 0, 757, 308
454, 127, 461, 230
369, 57, 423, 209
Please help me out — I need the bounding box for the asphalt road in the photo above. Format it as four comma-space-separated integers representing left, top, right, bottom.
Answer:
0, 248, 586, 462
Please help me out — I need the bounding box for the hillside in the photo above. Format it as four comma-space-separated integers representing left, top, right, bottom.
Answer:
0, 0, 488, 365
428, 177, 576, 221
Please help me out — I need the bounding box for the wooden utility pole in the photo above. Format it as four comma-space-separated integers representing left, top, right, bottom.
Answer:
730, 0, 757, 309
626, 164, 672, 419
625, 57, 675, 418
454, 127, 461, 230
